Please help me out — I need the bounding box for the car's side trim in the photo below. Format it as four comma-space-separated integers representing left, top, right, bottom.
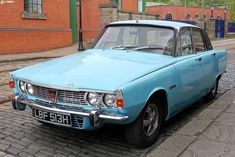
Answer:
169, 84, 176, 90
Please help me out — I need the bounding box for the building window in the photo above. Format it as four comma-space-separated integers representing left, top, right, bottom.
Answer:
111, 0, 121, 10
24, 0, 42, 14
22, 0, 47, 20
138, 0, 143, 12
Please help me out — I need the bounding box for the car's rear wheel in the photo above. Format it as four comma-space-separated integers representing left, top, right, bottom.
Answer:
125, 98, 163, 148
204, 79, 219, 101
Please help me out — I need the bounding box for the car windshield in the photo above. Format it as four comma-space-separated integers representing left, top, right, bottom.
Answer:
94, 25, 175, 55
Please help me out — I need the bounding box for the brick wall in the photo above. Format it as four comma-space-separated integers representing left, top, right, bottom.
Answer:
122, 0, 138, 12
0, 0, 72, 54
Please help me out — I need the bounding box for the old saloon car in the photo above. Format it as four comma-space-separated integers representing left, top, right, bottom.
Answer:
10, 20, 227, 148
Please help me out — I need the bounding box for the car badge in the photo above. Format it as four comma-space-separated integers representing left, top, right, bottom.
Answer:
48, 90, 57, 104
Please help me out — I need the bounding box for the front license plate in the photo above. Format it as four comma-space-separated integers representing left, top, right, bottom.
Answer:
32, 108, 71, 126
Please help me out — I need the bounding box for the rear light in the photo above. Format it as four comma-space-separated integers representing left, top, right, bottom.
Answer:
9, 80, 15, 89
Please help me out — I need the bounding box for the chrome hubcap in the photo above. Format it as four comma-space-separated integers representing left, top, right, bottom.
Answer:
143, 103, 159, 136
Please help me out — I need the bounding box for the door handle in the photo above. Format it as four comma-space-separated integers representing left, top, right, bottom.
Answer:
211, 53, 216, 56
195, 58, 202, 61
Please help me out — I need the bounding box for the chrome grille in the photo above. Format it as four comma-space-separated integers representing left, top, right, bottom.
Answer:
33, 85, 51, 101
57, 90, 87, 105
32, 85, 88, 105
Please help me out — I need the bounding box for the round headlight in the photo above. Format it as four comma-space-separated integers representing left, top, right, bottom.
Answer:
87, 92, 99, 106
19, 81, 26, 92
26, 83, 34, 94
104, 94, 116, 107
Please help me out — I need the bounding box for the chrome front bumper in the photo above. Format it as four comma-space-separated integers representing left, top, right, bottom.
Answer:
12, 96, 128, 122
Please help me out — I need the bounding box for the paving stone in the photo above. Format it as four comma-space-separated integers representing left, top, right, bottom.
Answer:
225, 102, 235, 114
28, 143, 43, 152
158, 134, 196, 154
4, 154, 15, 157
215, 112, 235, 127
0, 143, 9, 151
53, 153, 65, 157
178, 118, 212, 137
0, 140, 11, 146
4, 137, 17, 144
39, 148, 55, 156
197, 108, 221, 120
147, 149, 177, 157
0, 151, 6, 156
11, 143, 25, 150
6, 146, 21, 155
180, 139, 235, 157
35, 151, 52, 157
22, 148, 37, 154
201, 124, 235, 145
18, 151, 34, 157
10, 133, 25, 140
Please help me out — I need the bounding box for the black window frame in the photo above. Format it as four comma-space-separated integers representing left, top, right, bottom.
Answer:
202, 30, 213, 50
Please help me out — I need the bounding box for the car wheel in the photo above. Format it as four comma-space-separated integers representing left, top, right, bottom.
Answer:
204, 79, 219, 101
125, 98, 163, 148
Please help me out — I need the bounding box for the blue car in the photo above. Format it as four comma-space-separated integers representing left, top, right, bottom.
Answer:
10, 20, 227, 148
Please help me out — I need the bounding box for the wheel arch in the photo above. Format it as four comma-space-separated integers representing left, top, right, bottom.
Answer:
145, 88, 168, 121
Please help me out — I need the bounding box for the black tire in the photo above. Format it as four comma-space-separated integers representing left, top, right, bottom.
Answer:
204, 79, 219, 101
125, 98, 163, 148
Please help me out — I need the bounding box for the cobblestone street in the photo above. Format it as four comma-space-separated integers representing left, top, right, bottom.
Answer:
0, 39, 234, 157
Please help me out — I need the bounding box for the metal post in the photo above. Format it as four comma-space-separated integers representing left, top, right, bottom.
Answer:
211, 6, 214, 18
224, 6, 227, 20
184, 0, 187, 19
78, 0, 84, 51
200, 0, 205, 20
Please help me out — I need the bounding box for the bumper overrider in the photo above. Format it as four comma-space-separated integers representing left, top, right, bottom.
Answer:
12, 95, 128, 129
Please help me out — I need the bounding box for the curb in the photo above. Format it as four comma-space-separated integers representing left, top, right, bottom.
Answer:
147, 88, 235, 157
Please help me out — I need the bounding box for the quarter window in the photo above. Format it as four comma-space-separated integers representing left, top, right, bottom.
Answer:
176, 28, 193, 56
24, 0, 42, 14
192, 29, 206, 52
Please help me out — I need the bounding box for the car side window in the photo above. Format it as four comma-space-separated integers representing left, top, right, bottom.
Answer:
176, 28, 193, 56
192, 29, 206, 53
202, 30, 213, 50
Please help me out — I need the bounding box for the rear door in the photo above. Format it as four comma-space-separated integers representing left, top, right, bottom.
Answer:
192, 28, 216, 95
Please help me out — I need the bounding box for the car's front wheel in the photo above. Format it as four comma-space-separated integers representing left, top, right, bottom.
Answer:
125, 98, 163, 148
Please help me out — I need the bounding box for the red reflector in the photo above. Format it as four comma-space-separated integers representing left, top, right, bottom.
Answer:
117, 99, 124, 108
9, 80, 15, 89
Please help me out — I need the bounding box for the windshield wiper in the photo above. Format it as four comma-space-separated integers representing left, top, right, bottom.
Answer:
131, 46, 165, 51
111, 45, 137, 50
